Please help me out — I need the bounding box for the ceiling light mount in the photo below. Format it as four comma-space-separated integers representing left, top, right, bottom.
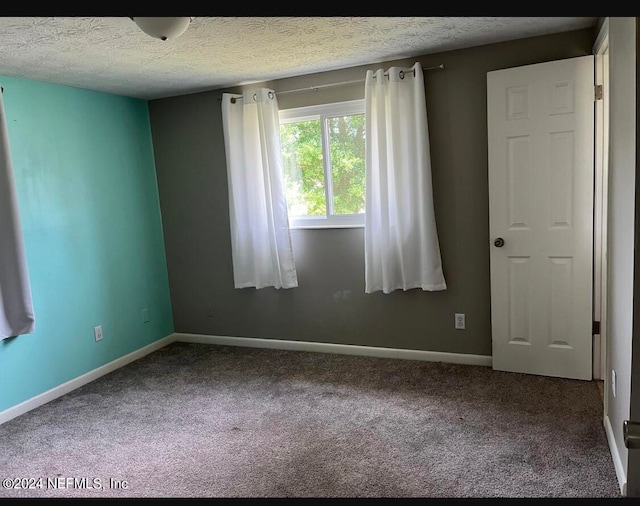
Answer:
130, 17, 194, 41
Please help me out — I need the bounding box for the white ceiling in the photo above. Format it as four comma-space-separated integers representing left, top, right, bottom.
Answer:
0, 17, 598, 101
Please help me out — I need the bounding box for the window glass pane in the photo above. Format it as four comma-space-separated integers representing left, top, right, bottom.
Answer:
280, 120, 326, 217
328, 114, 365, 215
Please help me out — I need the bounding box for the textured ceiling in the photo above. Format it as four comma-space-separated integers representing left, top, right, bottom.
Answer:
0, 17, 598, 100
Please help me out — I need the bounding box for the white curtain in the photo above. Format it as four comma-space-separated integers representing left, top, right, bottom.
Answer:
0, 90, 35, 338
364, 62, 447, 294
221, 88, 298, 289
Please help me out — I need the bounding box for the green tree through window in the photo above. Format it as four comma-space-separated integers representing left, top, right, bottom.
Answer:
328, 114, 365, 215
280, 119, 325, 216
279, 100, 365, 228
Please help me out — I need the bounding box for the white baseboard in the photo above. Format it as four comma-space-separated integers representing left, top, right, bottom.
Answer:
0, 334, 175, 426
172, 333, 493, 367
604, 414, 627, 496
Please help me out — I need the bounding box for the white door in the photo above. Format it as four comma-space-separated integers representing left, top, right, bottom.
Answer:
487, 55, 595, 381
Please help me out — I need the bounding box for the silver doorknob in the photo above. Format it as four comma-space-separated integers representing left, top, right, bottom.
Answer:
624, 420, 640, 448
494, 237, 505, 248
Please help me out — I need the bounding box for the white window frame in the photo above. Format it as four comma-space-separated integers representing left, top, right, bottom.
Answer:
279, 99, 365, 229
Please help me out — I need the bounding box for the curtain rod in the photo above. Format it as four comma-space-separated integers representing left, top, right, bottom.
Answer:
225, 63, 444, 103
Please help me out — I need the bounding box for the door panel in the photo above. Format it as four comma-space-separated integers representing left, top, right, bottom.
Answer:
487, 55, 595, 380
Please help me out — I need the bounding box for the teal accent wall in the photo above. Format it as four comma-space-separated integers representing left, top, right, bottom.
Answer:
0, 76, 174, 413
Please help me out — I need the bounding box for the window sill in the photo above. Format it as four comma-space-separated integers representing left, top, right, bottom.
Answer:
290, 223, 364, 230
288, 215, 364, 229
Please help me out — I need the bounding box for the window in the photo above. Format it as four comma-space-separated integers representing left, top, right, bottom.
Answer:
279, 100, 365, 228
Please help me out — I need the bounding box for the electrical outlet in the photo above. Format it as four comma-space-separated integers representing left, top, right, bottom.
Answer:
612, 370, 617, 398
94, 325, 103, 342
455, 313, 465, 330
141, 308, 150, 323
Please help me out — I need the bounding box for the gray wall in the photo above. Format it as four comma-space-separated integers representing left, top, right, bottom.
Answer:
149, 28, 595, 356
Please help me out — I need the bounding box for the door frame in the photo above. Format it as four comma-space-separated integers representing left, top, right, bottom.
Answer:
593, 18, 610, 404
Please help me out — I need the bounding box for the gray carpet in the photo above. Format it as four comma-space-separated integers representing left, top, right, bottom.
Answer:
0, 342, 621, 498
